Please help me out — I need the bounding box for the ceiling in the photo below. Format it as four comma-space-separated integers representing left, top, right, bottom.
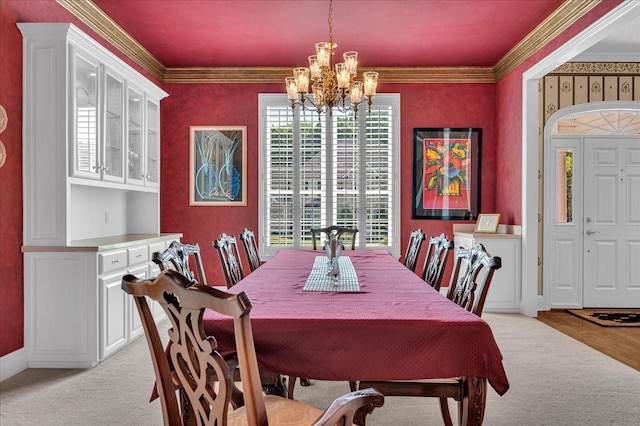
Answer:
69, 0, 638, 83
573, 14, 640, 62
91, 0, 567, 68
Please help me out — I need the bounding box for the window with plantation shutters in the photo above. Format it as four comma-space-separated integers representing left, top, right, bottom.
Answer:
258, 94, 400, 258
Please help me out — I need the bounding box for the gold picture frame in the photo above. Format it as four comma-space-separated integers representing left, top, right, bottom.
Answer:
474, 213, 500, 233
190, 126, 247, 206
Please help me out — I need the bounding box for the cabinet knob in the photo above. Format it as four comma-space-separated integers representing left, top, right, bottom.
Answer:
111, 259, 120, 264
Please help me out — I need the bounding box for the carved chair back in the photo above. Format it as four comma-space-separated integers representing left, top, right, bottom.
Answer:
213, 233, 245, 288
152, 240, 207, 285
446, 243, 502, 316
403, 228, 426, 272
310, 225, 359, 250
122, 270, 263, 424
420, 233, 454, 291
239, 228, 262, 272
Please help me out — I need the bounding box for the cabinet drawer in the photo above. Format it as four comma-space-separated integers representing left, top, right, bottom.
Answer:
148, 241, 166, 259
99, 250, 128, 274
127, 245, 149, 266
454, 235, 474, 249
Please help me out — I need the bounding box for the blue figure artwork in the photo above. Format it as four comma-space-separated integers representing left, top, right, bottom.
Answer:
194, 128, 243, 203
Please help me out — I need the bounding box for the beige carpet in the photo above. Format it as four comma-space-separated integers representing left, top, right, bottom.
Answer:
1, 313, 639, 425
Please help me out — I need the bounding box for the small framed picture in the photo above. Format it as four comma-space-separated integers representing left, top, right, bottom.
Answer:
474, 213, 500, 233
190, 126, 247, 206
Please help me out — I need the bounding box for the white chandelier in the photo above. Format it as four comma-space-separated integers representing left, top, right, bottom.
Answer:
285, 0, 378, 116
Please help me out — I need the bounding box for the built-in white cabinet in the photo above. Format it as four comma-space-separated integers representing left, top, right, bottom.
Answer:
71, 49, 127, 183
145, 98, 161, 188
126, 85, 144, 185
453, 224, 522, 313
68, 32, 160, 188
19, 23, 176, 368
19, 23, 168, 247
100, 269, 129, 359
125, 84, 161, 188
24, 236, 180, 368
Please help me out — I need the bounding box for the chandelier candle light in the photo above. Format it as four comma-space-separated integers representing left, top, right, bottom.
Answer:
285, 0, 378, 116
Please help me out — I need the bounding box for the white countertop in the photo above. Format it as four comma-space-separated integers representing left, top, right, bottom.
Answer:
453, 224, 522, 239
22, 233, 183, 252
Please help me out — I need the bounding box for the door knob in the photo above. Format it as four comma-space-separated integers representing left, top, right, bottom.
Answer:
585, 230, 600, 235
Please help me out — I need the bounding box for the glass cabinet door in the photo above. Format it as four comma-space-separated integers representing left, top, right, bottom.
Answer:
103, 71, 124, 182
126, 87, 143, 185
145, 99, 160, 187
73, 52, 99, 178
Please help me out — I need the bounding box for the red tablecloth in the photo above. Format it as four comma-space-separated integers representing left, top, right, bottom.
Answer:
203, 250, 509, 395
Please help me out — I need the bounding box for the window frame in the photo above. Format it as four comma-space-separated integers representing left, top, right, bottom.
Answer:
258, 93, 401, 259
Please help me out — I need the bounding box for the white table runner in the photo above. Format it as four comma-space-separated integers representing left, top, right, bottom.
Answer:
303, 256, 360, 292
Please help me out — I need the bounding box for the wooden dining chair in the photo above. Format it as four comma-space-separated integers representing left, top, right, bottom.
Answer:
213, 233, 245, 288
403, 228, 426, 272
310, 225, 359, 250
446, 243, 502, 316
152, 241, 285, 403
239, 228, 263, 272
122, 270, 384, 426
152, 240, 208, 285
420, 233, 454, 291
357, 243, 501, 426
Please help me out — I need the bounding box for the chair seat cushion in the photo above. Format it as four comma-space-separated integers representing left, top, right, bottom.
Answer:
227, 395, 324, 425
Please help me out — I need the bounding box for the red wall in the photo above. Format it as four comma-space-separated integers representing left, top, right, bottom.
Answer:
0, 0, 622, 360
160, 82, 497, 287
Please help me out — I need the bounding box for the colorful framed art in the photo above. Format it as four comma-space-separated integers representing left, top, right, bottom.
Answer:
412, 128, 481, 220
190, 126, 247, 206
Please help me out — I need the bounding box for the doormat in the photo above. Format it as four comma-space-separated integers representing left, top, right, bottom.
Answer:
567, 309, 640, 327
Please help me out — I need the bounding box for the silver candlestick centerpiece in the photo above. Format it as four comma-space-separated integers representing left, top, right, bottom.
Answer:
325, 234, 342, 285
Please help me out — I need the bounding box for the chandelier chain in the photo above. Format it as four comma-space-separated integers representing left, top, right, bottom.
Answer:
328, 0, 333, 44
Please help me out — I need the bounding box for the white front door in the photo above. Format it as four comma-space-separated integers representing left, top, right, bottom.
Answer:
583, 137, 640, 308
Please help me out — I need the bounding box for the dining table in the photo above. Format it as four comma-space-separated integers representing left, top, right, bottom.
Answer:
202, 249, 509, 424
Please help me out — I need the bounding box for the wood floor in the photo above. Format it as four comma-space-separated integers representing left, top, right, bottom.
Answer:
537, 309, 640, 371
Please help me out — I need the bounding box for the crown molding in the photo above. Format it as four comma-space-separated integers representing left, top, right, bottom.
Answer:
56, 0, 166, 81
59, 0, 602, 85
163, 67, 496, 84
494, 0, 602, 80
366, 67, 496, 84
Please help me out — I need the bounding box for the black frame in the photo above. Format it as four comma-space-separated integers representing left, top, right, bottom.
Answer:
412, 127, 481, 220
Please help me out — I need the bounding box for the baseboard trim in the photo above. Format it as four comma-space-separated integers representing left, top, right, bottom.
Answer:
1, 348, 27, 382
538, 295, 546, 312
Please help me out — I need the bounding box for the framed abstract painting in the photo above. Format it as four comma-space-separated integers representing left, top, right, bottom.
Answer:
412, 128, 481, 220
190, 126, 247, 206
